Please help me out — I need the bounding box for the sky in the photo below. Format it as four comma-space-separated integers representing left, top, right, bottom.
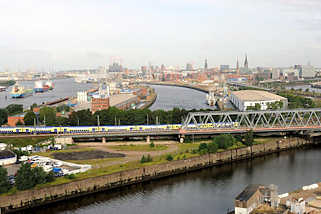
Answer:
0, 0, 321, 71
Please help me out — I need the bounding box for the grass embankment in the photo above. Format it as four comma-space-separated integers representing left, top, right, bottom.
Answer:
109, 144, 168, 152
0, 137, 50, 147
26, 137, 284, 190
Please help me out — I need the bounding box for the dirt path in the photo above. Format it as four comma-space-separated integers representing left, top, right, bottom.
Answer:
76, 141, 179, 168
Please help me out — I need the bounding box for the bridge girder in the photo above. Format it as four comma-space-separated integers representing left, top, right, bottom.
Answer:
182, 108, 321, 130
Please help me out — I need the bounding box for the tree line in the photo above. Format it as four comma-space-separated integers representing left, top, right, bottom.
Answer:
23, 107, 215, 127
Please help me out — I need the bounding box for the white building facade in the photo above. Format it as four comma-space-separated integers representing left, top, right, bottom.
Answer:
230, 90, 288, 111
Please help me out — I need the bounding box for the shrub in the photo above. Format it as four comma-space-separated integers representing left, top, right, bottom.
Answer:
166, 154, 173, 161
141, 154, 152, 163
150, 142, 155, 148
66, 174, 76, 179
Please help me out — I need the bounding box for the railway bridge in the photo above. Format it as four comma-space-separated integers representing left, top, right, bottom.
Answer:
2, 109, 321, 143
53, 108, 321, 143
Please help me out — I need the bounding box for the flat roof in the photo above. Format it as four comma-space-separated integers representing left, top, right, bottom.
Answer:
231, 90, 287, 102
110, 94, 137, 106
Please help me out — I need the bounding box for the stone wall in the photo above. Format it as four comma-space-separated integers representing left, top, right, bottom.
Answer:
0, 137, 312, 213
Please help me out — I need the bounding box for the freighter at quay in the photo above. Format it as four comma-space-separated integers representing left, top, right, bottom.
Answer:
34, 81, 49, 93
11, 84, 33, 98
44, 80, 54, 90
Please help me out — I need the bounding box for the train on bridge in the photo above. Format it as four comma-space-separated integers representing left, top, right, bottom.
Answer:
0, 122, 239, 134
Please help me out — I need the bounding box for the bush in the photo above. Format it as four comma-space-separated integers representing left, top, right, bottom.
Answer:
166, 154, 173, 161
140, 154, 152, 163
66, 174, 76, 179
149, 142, 155, 148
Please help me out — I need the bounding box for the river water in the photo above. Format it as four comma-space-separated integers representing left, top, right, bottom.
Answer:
149, 85, 216, 110
0, 79, 96, 109
29, 146, 321, 214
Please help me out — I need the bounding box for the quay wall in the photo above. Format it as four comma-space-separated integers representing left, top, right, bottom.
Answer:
0, 137, 314, 213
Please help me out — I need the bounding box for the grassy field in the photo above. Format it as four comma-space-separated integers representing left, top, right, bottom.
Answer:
109, 144, 168, 151
0, 137, 50, 147
67, 157, 124, 165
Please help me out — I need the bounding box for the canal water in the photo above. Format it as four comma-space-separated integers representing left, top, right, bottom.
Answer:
28, 146, 321, 214
149, 85, 216, 111
0, 79, 96, 109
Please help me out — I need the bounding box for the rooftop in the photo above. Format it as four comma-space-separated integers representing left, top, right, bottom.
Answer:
235, 184, 262, 201
231, 90, 287, 102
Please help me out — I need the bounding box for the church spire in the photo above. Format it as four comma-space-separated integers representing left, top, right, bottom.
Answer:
236, 57, 239, 70
204, 58, 208, 71
244, 54, 248, 70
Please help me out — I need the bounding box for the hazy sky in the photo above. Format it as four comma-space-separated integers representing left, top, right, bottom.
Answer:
0, 0, 321, 71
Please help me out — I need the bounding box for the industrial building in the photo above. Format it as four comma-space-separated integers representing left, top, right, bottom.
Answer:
235, 184, 279, 214
0, 144, 17, 166
230, 90, 288, 111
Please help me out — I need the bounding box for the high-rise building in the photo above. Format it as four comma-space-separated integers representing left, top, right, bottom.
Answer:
204, 58, 208, 71
301, 62, 315, 78
220, 65, 229, 72
186, 63, 193, 71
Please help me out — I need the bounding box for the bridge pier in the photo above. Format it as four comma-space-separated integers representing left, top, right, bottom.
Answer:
102, 137, 106, 144
146, 136, 150, 143
179, 135, 184, 143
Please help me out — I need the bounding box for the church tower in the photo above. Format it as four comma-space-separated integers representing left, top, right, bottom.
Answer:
244, 54, 248, 70
204, 58, 208, 71
236, 57, 240, 74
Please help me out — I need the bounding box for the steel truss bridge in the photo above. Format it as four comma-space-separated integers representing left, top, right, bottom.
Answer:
181, 108, 321, 134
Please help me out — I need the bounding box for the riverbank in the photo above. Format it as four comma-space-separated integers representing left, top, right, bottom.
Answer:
141, 81, 209, 93
0, 136, 317, 213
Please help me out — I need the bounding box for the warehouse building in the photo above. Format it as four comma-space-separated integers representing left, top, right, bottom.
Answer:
230, 90, 288, 111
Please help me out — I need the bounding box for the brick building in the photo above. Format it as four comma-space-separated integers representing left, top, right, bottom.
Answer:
91, 97, 110, 113
7, 115, 24, 127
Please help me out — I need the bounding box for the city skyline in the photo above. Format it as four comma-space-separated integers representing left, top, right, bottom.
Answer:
1, 0, 321, 70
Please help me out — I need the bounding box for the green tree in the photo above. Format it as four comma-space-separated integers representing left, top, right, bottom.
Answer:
46, 171, 56, 183
244, 130, 254, 146
213, 134, 235, 150
0, 167, 10, 193
39, 107, 57, 126
6, 104, 23, 115
24, 111, 36, 126
56, 116, 70, 126
208, 142, 218, 153
16, 163, 35, 190
69, 109, 94, 126
32, 167, 47, 185
0, 109, 8, 125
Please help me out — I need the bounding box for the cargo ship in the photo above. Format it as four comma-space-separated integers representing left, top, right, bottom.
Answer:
11, 85, 33, 98
34, 81, 49, 93
44, 80, 54, 90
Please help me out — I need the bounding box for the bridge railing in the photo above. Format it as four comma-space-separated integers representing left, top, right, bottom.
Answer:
182, 108, 321, 130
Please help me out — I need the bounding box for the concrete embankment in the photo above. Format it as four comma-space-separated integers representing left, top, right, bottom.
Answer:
141, 82, 209, 93
0, 137, 316, 213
